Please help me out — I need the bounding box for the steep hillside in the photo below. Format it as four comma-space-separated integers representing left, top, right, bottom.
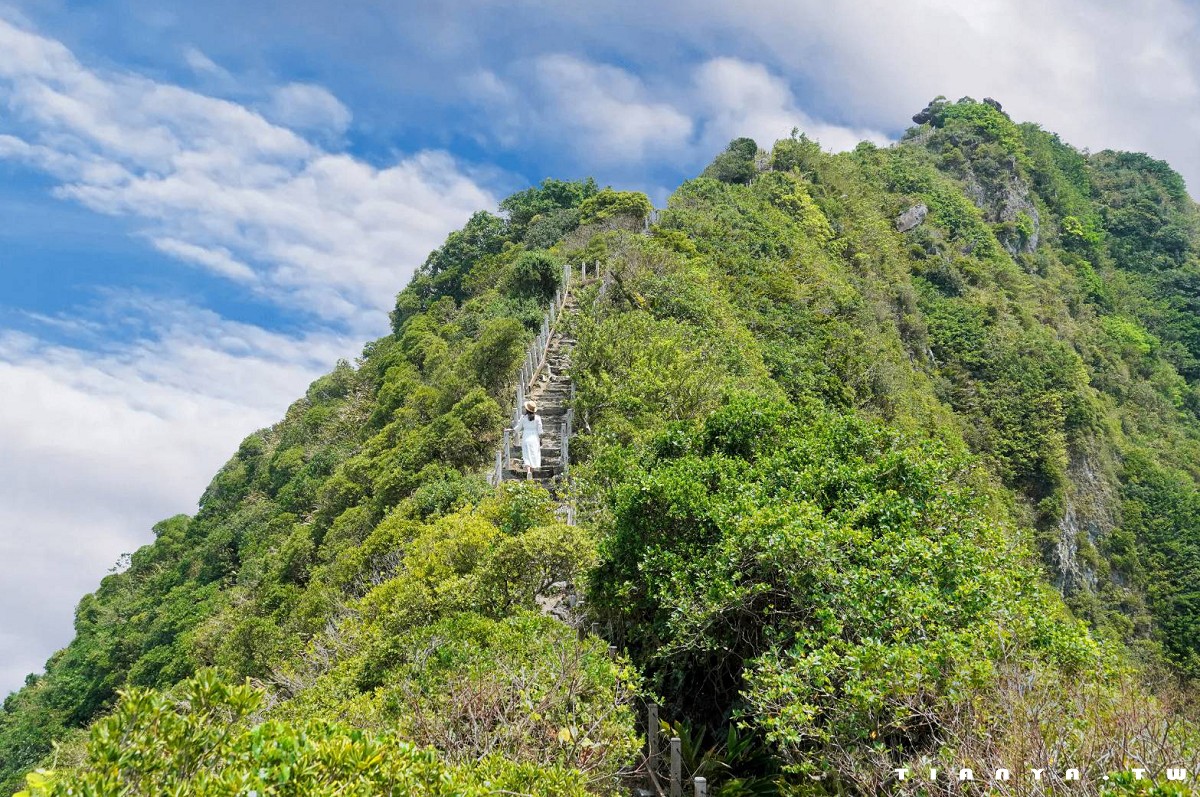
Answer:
4, 99, 1200, 795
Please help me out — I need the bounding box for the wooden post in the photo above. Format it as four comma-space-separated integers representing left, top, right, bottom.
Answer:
693, 777, 706, 797
670, 737, 682, 797
647, 703, 659, 773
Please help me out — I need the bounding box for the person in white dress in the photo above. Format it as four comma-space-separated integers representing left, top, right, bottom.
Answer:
517, 399, 543, 480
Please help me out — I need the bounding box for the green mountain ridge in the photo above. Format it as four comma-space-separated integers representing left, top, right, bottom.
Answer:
4, 96, 1200, 795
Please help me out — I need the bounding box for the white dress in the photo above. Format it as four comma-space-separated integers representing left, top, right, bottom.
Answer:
518, 413, 543, 469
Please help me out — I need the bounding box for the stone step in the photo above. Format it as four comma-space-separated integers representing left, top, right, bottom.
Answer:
496, 292, 580, 496
502, 467, 562, 481
507, 461, 564, 472
506, 445, 562, 457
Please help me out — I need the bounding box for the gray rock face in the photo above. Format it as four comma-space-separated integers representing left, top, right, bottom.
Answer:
998, 178, 1041, 256
895, 203, 928, 232
1054, 449, 1120, 599
960, 165, 1041, 256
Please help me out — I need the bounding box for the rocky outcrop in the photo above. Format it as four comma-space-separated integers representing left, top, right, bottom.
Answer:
895, 203, 928, 232
960, 165, 1041, 256
1053, 448, 1120, 597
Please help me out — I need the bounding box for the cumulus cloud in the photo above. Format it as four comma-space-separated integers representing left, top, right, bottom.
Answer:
0, 300, 351, 695
649, 0, 1200, 191
691, 57, 891, 153
0, 17, 496, 695
182, 46, 232, 82
337, 0, 1200, 190
470, 53, 886, 174
152, 238, 259, 283
265, 82, 353, 136
0, 17, 495, 333
531, 54, 695, 163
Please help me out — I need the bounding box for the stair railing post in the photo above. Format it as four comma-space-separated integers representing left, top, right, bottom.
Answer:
670, 737, 682, 797
647, 703, 659, 773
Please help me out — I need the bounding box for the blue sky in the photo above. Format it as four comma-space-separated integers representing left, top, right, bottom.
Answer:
1, 0, 1199, 696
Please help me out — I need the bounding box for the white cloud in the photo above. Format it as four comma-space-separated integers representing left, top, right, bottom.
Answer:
0, 17, 495, 333
152, 238, 259, 283
531, 54, 695, 163
651, 0, 1200, 192
0, 17, 497, 695
471, 53, 886, 173
376, 0, 1200, 191
692, 57, 890, 153
265, 82, 353, 136
182, 46, 232, 82
0, 301, 351, 696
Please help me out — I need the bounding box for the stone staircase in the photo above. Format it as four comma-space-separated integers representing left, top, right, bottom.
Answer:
500, 291, 577, 494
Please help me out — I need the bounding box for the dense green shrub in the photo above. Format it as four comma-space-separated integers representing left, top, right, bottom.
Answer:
15, 673, 591, 797
577, 188, 652, 225
507, 249, 563, 301
702, 137, 759, 184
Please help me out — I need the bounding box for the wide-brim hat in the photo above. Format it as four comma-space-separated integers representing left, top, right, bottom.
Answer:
524, 400, 537, 413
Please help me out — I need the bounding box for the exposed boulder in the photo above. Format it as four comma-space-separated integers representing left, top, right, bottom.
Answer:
895, 203, 928, 232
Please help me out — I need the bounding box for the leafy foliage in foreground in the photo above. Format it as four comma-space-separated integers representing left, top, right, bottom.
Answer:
15, 673, 590, 797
